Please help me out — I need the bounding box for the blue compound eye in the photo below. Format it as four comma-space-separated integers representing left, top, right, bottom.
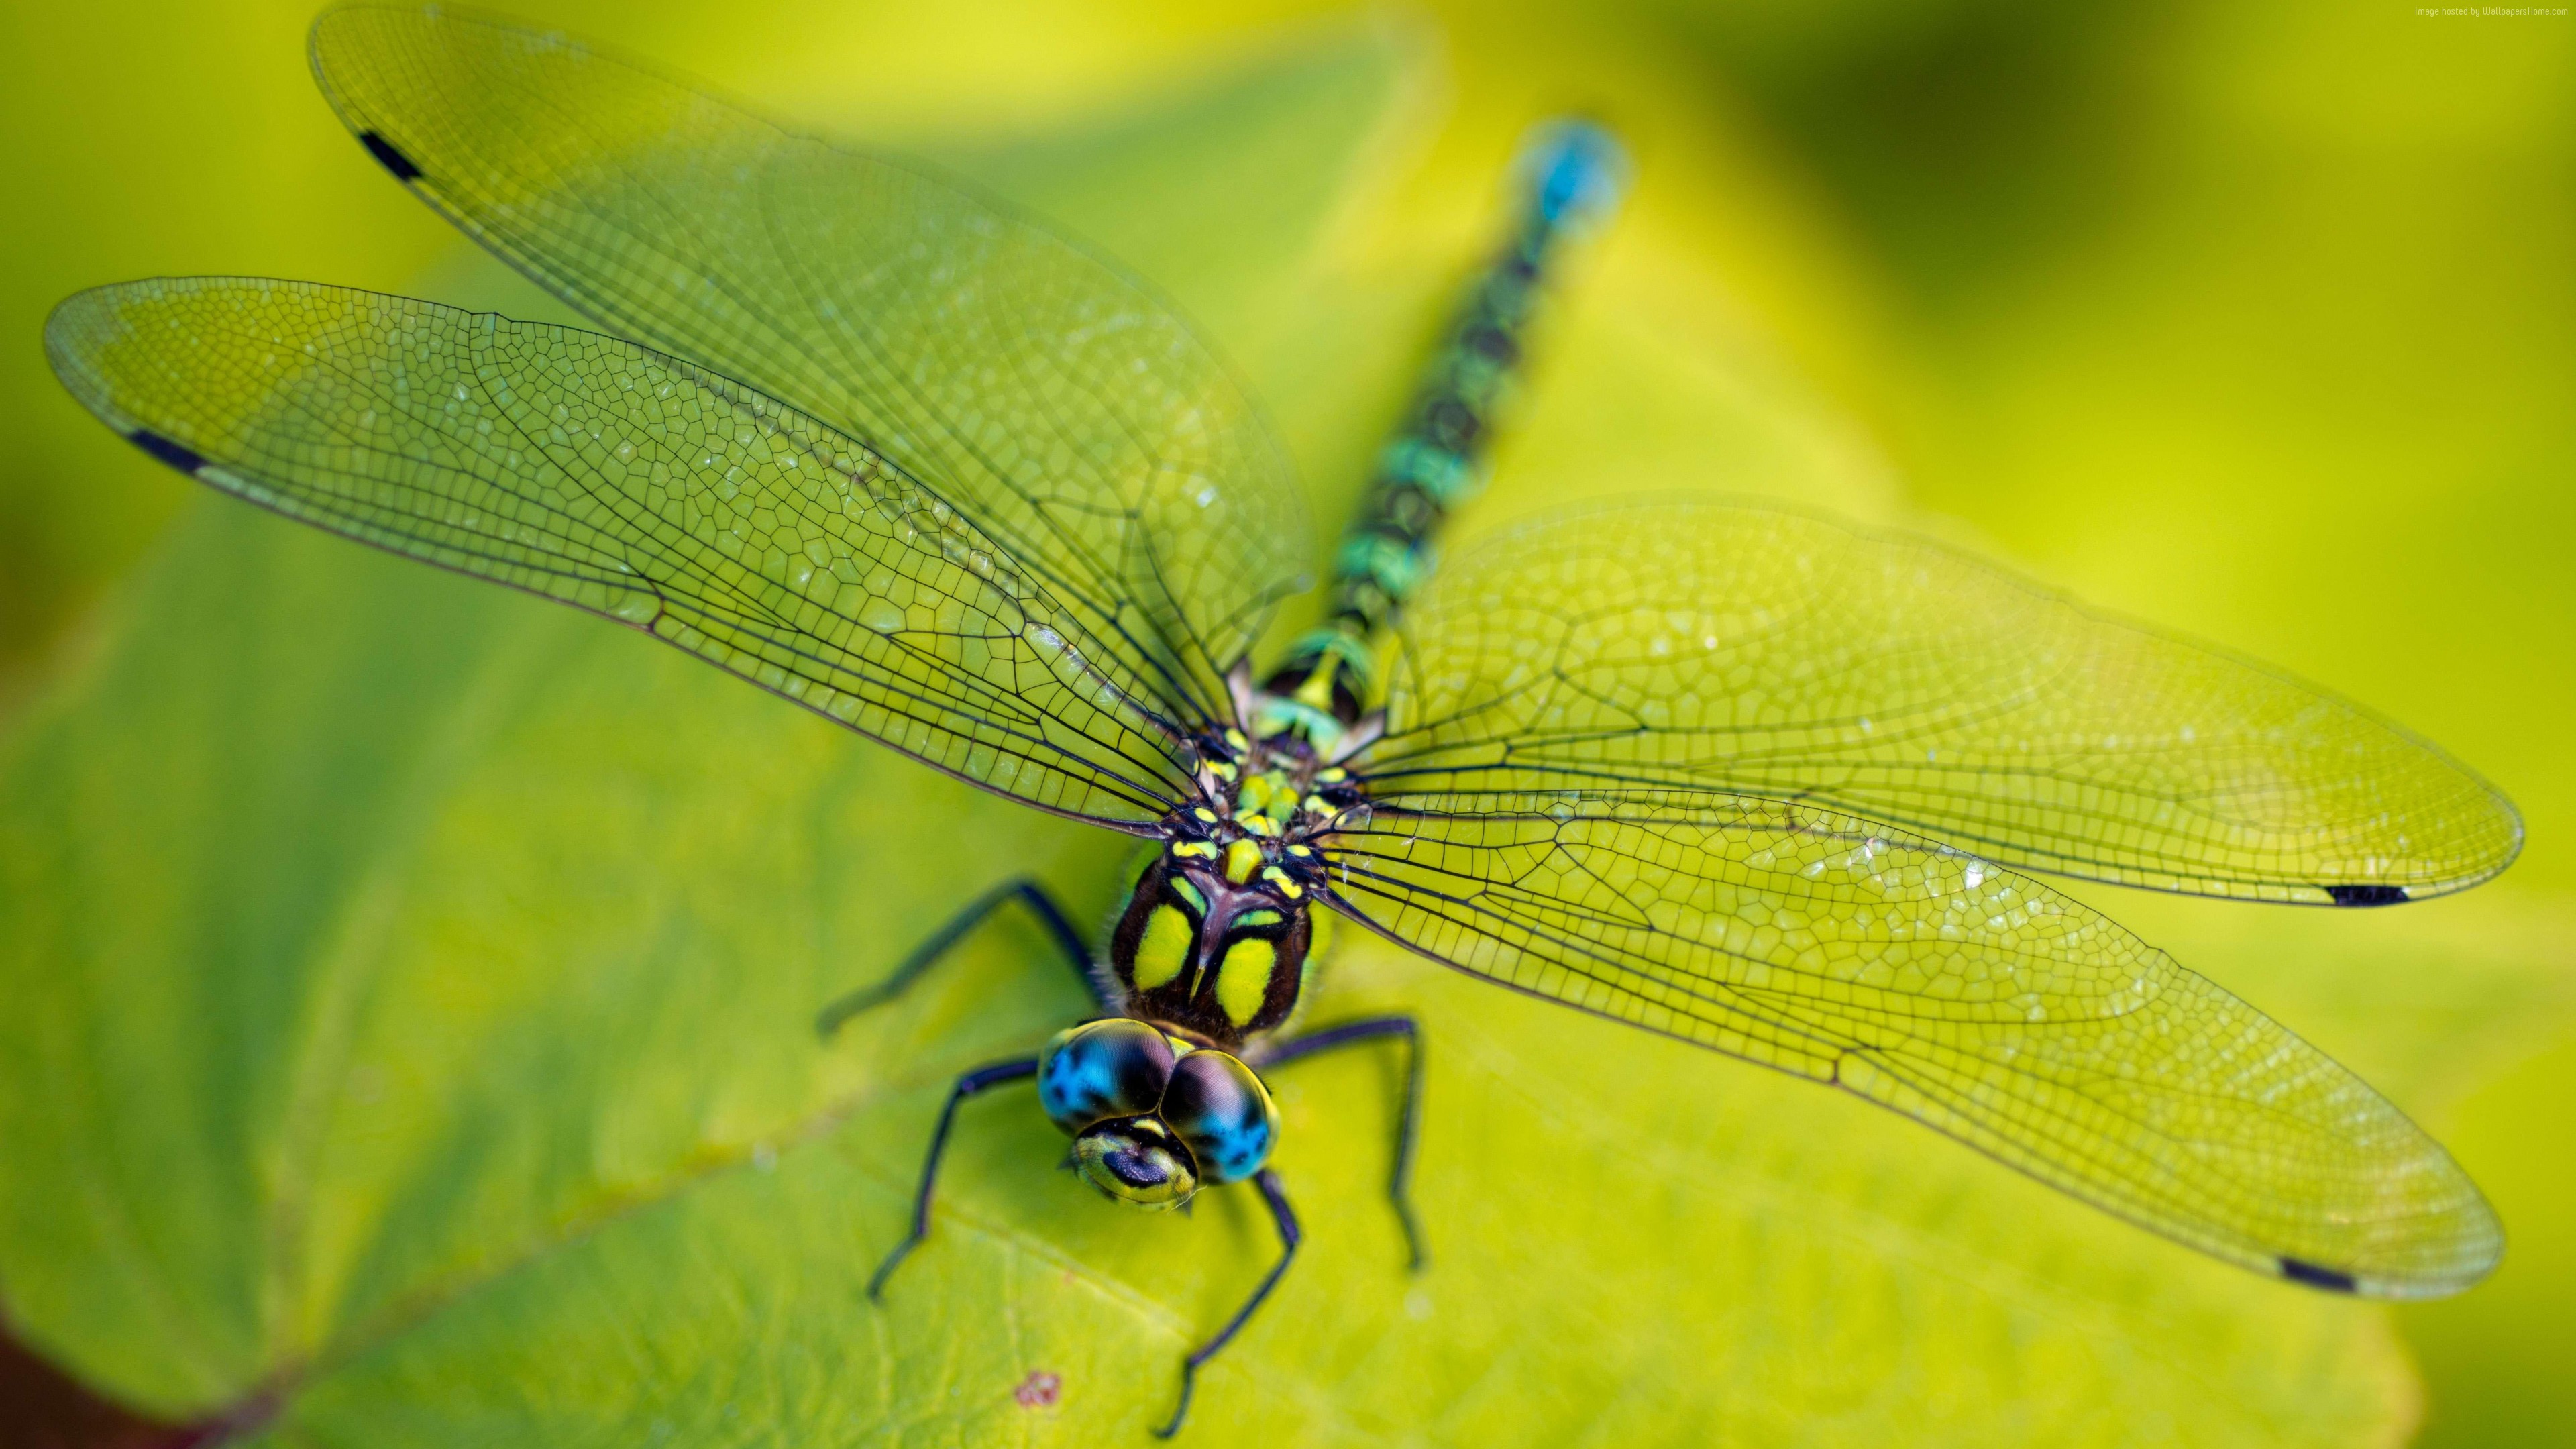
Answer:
1038, 1018, 1177, 1136
1158, 1049, 1277, 1185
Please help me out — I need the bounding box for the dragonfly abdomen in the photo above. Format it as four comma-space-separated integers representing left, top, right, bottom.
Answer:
1260, 121, 1625, 730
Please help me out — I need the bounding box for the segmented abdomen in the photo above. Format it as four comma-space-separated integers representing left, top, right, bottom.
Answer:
1266, 120, 1625, 722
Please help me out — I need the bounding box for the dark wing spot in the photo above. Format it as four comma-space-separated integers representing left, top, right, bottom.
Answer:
2280, 1256, 2360, 1292
128, 430, 206, 476
2326, 884, 2409, 907
358, 131, 424, 182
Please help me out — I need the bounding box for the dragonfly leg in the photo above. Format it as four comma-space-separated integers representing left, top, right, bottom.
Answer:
867, 1056, 1042, 1301
1156, 1169, 1301, 1439
1258, 1016, 1428, 1269
816, 877, 1099, 1039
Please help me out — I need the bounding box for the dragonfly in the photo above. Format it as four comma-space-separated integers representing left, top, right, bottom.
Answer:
46, 3, 2520, 1436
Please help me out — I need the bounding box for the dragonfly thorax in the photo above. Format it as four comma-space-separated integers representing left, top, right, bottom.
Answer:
1187, 708, 1368, 841
1104, 695, 1371, 1046
1109, 826, 1324, 1049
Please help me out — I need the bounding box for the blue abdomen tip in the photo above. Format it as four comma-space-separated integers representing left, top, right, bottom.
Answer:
1522, 119, 1628, 227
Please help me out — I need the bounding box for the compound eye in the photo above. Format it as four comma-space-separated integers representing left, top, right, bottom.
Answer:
1070, 1116, 1200, 1209
1038, 1018, 1176, 1136
1159, 1049, 1278, 1185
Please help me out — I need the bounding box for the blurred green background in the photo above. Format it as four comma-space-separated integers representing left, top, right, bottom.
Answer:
1, 1, 2569, 1445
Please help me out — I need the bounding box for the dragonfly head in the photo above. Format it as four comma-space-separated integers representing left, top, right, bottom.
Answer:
1042, 1018, 1279, 1209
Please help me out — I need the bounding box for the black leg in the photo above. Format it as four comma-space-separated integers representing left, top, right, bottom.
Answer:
867, 1057, 1042, 1300
816, 877, 1099, 1040
1259, 1016, 1427, 1269
1156, 1169, 1301, 1439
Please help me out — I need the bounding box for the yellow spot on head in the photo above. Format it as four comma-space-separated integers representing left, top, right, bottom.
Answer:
1216, 936, 1278, 1026
1132, 905, 1192, 991
1223, 839, 1263, 885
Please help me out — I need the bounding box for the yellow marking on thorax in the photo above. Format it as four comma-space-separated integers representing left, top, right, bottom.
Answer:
1239, 773, 1276, 815
1132, 905, 1193, 991
1215, 936, 1277, 1026
1223, 839, 1263, 885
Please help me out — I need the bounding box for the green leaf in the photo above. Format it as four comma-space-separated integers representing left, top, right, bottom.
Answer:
4, 16, 2561, 1448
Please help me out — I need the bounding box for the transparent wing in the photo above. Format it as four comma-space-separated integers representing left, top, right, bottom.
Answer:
48, 278, 1200, 828
1319, 790, 2499, 1296
1369, 500, 2520, 904
309, 3, 1309, 721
